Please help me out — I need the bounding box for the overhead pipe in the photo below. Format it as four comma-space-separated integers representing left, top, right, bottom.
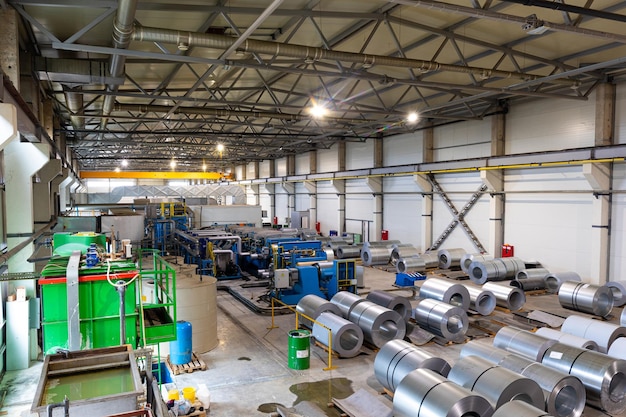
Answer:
500, 0, 626, 23
64, 87, 85, 136
131, 25, 580, 87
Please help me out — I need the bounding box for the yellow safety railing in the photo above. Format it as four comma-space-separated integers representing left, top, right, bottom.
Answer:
267, 297, 337, 371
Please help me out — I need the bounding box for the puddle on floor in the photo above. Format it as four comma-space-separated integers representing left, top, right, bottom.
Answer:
257, 402, 283, 413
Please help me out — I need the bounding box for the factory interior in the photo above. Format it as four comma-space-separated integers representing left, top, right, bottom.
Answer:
1, 1, 626, 416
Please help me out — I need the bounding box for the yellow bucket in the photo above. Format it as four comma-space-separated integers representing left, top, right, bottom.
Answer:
182, 387, 196, 402
167, 389, 180, 401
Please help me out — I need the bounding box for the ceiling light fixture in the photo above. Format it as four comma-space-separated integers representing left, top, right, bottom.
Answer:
310, 104, 327, 118
170, 160, 177, 169
522, 14, 549, 35
216, 143, 225, 153
407, 112, 419, 123
114, 167, 121, 173
121, 159, 128, 167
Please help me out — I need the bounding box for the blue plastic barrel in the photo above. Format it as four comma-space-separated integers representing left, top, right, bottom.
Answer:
170, 321, 192, 365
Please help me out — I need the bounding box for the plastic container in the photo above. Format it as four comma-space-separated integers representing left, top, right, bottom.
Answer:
196, 383, 211, 410
182, 387, 196, 402
288, 329, 310, 370
167, 389, 179, 401
170, 321, 193, 365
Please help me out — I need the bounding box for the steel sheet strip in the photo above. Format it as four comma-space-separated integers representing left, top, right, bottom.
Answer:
460, 253, 493, 274
360, 246, 391, 266
396, 256, 426, 273
461, 283, 496, 316
605, 280, 626, 307
492, 400, 552, 417
330, 291, 366, 319
517, 268, 550, 280
511, 276, 547, 291
437, 248, 466, 269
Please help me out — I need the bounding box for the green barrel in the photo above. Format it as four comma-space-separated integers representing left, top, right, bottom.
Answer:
288, 329, 310, 370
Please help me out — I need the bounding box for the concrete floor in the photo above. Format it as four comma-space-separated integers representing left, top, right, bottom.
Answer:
0, 267, 618, 416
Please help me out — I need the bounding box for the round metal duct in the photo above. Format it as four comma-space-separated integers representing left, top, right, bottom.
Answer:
544, 271, 581, 294
558, 281, 614, 317
296, 294, 342, 329
374, 339, 450, 392
461, 284, 496, 316
419, 277, 471, 311
413, 298, 468, 343
366, 290, 412, 322
482, 282, 526, 311
493, 326, 557, 362
535, 327, 599, 351
561, 314, 626, 353
312, 312, 363, 358
437, 248, 466, 269
393, 368, 494, 417
348, 301, 405, 348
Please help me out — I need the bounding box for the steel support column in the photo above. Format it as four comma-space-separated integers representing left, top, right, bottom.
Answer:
365, 177, 383, 240
304, 181, 317, 231
330, 179, 345, 235
0, 8, 19, 87
279, 182, 295, 225
261, 183, 275, 225
414, 174, 433, 250
481, 170, 504, 256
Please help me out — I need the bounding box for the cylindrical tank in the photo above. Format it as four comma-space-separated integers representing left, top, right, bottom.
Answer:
170, 321, 192, 365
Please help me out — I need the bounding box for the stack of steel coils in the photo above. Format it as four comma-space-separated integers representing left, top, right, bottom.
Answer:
413, 298, 468, 343
419, 277, 471, 310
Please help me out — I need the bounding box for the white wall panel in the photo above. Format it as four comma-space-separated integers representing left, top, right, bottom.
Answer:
615, 83, 626, 145
275, 158, 287, 177
245, 185, 256, 206
245, 163, 256, 179
317, 147, 339, 173
259, 160, 271, 178
384, 132, 423, 165
346, 141, 374, 170
383, 194, 423, 250
259, 192, 272, 221
610, 164, 626, 281
295, 152, 310, 175
433, 119, 492, 161
316, 181, 339, 235
295, 182, 310, 212
274, 191, 289, 224
507, 95, 595, 154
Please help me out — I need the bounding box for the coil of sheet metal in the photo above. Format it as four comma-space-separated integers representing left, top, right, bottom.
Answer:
460, 253, 493, 274
336, 245, 362, 259
497, 257, 527, 278
296, 294, 342, 328
493, 326, 557, 362
360, 246, 392, 267
419, 277, 471, 311
605, 280, 626, 307
330, 291, 366, 319
558, 281, 614, 318
459, 340, 509, 363
492, 400, 552, 417
516, 267, 550, 280
396, 256, 426, 273
419, 251, 440, 269
511, 276, 547, 291
374, 339, 451, 392
607, 337, 626, 360
542, 342, 626, 414
348, 300, 405, 348
366, 290, 412, 322
622, 307, 626, 326
482, 282, 526, 311
413, 298, 468, 343
391, 244, 420, 263
544, 271, 581, 294
560, 315, 626, 353
312, 312, 363, 358
499, 353, 586, 417
460, 283, 496, 316
437, 248, 466, 269
362, 240, 400, 249
448, 355, 545, 410
535, 327, 599, 351
393, 368, 495, 417
469, 257, 525, 284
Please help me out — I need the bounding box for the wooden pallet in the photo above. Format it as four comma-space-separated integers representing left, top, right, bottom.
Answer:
166, 353, 207, 375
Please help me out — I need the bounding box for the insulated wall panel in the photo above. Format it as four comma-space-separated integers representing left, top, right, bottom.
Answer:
383, 193, 423, 250
259, 160, 272, 178
616, 83, 626, 145
274, 191, 289, 224
317, 147, 339, 173
433, 119, 492, 161
294, 183, 310, 212
611, 164, 626, 281
316, 181, 340, 235
384, 132, 423, 165
346, 141, 374, 170
275, 158, 287, 177
295, 152, 311, 175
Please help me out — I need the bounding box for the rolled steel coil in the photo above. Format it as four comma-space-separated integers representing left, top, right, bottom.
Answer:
460, 253, 493, 274
448, 355, 545, 410
517, 268, 550, 280
362, 240, 400, 249
605, 280, 626, 307
312, 312, 363, 358
348, 301, 405, 348
396, 256, 426, 273
608, 337, 626, 360
336, 245, 361, 259
470, 257, 526, 284
545, 271, 581, 294
391, 245, 420, 262
296, 294, 342, 329
492, 400, 551, 417
482, 282, 526, 311
461, 284, 496, 316
360, 246, 391, 266
419, 277, 471, 311
437, 248, 466, 269
393, 368, 494, 417
558, 281, 614, 318
330, 291, 366, 319
622, 307, 626, 326
493, 326, 557, 362
499, 354, 586, 417
374, 339, 451, 392
355, 265, 364, 288
459, 340, 509, 363
499, 257, 527, 278
511, 276, 547, 291
366, 290, 412, 322
413, 298, 468, 343
535, 327, 599, 351
561, 315, 626, 353
419, 251, 440, 269
542, 342, 626, 414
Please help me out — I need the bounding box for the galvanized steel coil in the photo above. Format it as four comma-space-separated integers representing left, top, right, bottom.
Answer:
459, 340, 509, 363
391, 245, 420, 263
516, 268, 550, 280
347, 300, 405, 348
492, 400, 551, 417
605, 280, 626, 307
622, 307, 626, 326
482, 282, 526, 311
374, 339, 451, 392
393, 368, 495, 417
419, 251, 440, 269
469, 257, 526, 285
330, 291, 366, 319
311, 312, 363, 358
542, 342, 626, 414
413, 298, 468, 343
296, 294, 342, 329
336, 245, 362, 259
360, 246, 391, 267
448, 355, 545, 410
561, 315, 626, 353
419, 277, 471, 311
437, 248, 466, 269
362, 240, 400, 249
498, 354, 586, 417
511, 276, 547, 292
461, 283, 496, 316
366, 290, 412, 322
607, 337, 626, 360
396, 256, 426, 273
535, 327, 599, 351
460, 253, 493, 274
558, 281, 614, 318
493, 326, 557, 362
544, 271, 581, 294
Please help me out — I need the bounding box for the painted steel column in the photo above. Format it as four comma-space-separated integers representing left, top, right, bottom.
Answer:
423, 122, 434, 163
33, 159, 63, 228
366, 178, 383, 240
262, 183, 275, 224
287, 154, 296, 176
414, 174, 433, 250
50, 167, 69, 219
331, 179, 345, 234
304, 181, 317, 230
59, 176, 75, 213
481, 170, 504, 256
310, 150, 317, 174
280, 182, 295, 224
0, 8, 19, 87
249, 184, 260, 207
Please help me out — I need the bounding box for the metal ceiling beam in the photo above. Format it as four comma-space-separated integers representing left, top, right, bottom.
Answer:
501, 0, 626, 23
80, 171, 229, 180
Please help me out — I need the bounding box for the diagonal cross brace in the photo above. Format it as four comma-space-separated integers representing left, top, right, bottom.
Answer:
428, 175, 487, 253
